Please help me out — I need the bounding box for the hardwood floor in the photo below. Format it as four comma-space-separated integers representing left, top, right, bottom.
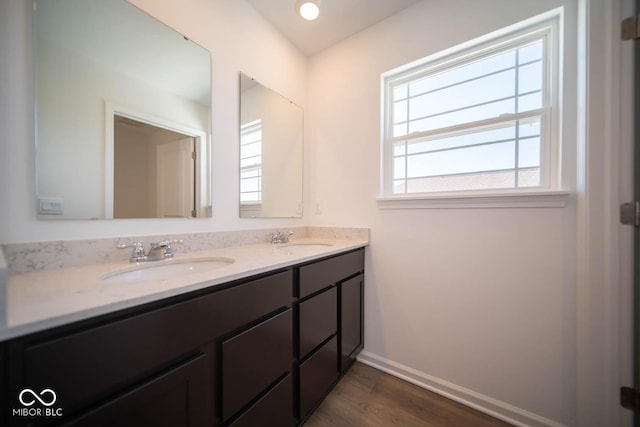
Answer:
304, 362, 512, 427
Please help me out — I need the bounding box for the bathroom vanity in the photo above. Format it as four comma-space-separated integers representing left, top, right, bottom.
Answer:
0, 237, 365, 427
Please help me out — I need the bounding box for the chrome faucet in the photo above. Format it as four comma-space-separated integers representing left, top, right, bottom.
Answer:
118, 239, 183, 263
117, 242, 147, 263
270, 231, 293, 244
147, 239, 183, 261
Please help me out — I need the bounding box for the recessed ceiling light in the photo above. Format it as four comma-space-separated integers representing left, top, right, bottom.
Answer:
295, 0, 321, 21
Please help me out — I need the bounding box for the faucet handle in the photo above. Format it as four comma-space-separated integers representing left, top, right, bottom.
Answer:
117, 242, 146, 262
150, 239, 183, 259
270, 231, 294, 244
117, 241, 144, 252
159, 239, 184, 248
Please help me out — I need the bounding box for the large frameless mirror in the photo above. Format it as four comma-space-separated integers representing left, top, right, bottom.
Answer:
35, 0, 212, 219
239, 74, 304, 218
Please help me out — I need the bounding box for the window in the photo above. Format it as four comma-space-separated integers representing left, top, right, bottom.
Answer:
240, 119, 262, 203
381, 12, 561, 198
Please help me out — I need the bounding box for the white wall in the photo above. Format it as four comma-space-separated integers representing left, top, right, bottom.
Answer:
307, 0, 583, 425
0, 0, 308, 243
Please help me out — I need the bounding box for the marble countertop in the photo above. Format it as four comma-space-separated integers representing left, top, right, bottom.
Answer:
2, 238, 367, 341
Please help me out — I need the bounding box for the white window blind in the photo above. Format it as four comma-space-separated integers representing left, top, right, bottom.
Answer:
382, 14, 560, 197
240, 119, 262, 203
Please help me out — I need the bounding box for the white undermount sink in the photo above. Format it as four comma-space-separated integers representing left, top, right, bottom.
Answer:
101, 257, 235, 282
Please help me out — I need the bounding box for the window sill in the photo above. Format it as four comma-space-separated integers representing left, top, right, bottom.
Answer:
376, 189, 571, 209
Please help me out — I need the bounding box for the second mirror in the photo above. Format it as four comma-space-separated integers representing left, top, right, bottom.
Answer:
239, 74, 303, 218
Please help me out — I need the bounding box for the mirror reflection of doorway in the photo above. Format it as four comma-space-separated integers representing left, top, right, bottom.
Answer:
113, 115, 196, 218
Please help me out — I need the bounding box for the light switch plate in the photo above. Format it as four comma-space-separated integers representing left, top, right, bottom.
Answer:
39, 197, 64, 215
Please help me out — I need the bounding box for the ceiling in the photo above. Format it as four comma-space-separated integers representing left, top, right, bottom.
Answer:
244, 0, 423, 56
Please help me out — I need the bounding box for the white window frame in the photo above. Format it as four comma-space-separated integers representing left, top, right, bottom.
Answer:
379, 9, 569, 208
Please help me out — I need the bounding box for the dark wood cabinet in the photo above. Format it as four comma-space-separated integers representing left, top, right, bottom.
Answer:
18, 298, 211, 416
62, 353, 212, 427
1, 248, 365, 427
296, 249, 364, 422
0, 343, 5, 425
9, 270, 293, 422
4, 270, 293, 427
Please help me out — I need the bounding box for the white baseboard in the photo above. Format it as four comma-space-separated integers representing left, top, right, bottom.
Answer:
356, 350, 566, 427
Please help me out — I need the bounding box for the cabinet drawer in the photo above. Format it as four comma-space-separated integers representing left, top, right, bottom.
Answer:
20, 300, 206, 415
204, 270, 292, 336
63, 353, 212, 427
222, 309, 292, 421
299, 249, 364, 298
229, 374, 293, 427
299, 336, 338, 419
16, 270, 292, 415
299, 287, 336, 359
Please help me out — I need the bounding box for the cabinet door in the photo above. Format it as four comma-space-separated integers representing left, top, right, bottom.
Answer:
299, 336, 338, 420
299, 286, 337, 359
62, 353, 212, 427
341, 274, 363, 370
222, 309, 292, 422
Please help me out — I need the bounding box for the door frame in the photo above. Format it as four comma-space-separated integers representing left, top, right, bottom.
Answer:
577, 0, 635, 425
104, 101, 208, 219
632, 0, 640, 424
